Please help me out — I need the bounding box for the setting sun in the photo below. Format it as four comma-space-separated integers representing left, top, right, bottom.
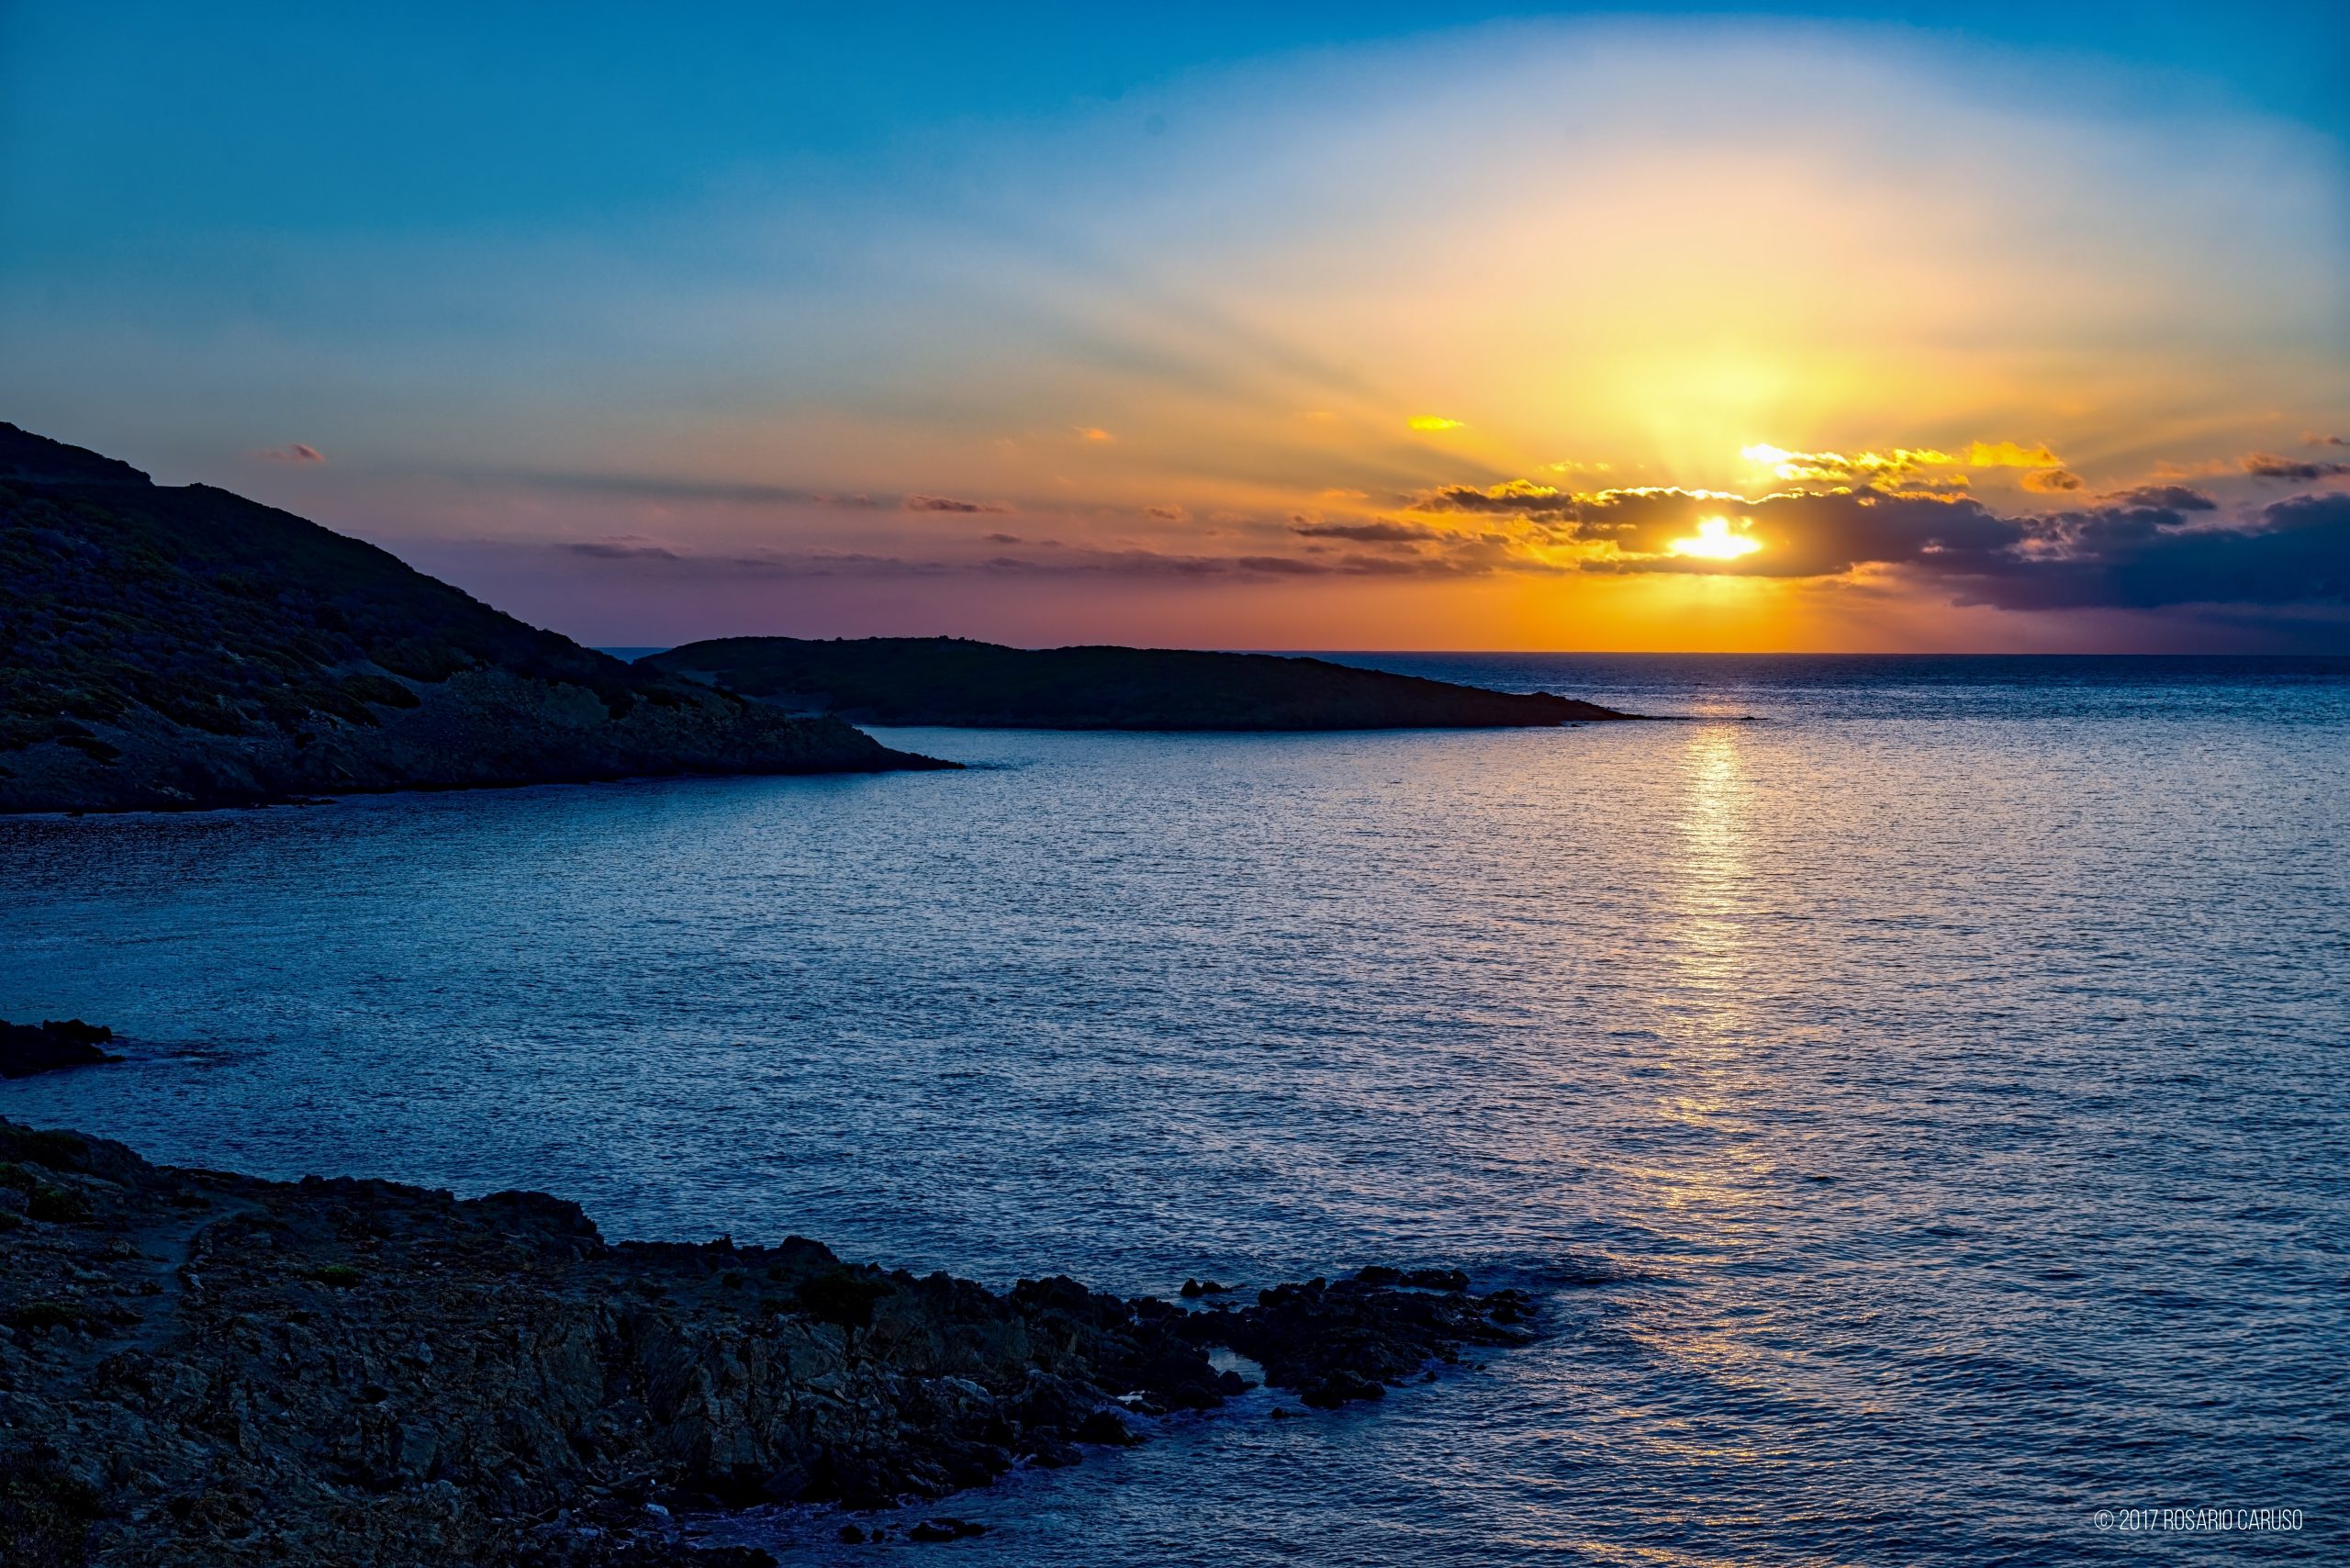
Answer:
1668, 516, 1764, 562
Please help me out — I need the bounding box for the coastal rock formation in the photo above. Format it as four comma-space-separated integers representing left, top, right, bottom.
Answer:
0, 1118, 1538, 1565
0, 424, 952, 814
642, 636, 1640, 730
0, 1021, 119, 1081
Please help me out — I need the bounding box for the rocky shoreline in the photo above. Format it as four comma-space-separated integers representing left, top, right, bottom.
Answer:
0, 1118, 1537, 1565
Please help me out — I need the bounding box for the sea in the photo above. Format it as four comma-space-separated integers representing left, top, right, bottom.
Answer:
3, 654, 2344, 1565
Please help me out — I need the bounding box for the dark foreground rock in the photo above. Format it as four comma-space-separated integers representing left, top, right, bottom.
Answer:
0, 423, 954, 814
642, 636, 1642, 730
0, 1119, 1537, 1566
0, 1021, 119, 1081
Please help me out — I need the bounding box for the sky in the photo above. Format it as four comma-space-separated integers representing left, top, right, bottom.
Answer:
4, 2, 2347, 651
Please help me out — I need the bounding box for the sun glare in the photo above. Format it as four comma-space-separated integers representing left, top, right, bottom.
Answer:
1668, 516, 1763, 562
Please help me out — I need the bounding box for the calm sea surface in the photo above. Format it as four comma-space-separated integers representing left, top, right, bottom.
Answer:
4, 655, 2346, 1564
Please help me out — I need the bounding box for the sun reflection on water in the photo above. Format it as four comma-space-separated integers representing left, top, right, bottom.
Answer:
1673, 725, 1753, 1002
1638, 723, 1781, 1235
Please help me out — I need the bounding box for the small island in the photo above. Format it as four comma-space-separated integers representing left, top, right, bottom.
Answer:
0, 1116, 1536, 1565
0, 425, 951, 816
642, 637, 1640, 730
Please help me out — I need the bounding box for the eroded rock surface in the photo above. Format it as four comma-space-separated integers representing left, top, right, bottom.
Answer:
0, 1120, 1536, 1565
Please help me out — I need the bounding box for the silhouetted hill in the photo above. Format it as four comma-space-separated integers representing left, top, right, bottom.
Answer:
642, 637, 1639, 729
0, 423, 950, 812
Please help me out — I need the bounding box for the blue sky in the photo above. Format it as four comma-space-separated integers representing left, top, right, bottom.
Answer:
6, 4, 2344, 243
8, 3, 2345, 222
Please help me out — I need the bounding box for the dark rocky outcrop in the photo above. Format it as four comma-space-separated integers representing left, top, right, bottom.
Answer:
642, 636, 1640, 730
0, 1020, 119, 1081
1181, 1270, 1534, 1410
0, 424, 953, 814
0, 1119, 1536, 1565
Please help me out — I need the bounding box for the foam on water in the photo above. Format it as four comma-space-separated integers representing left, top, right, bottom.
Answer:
4, 655, 2345, 1562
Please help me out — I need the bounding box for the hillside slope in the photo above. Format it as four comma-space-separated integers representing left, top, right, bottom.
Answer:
643, 636, 1639, 730
0, 425, 949, 812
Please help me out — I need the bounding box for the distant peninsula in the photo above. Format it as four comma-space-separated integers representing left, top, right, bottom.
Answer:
642, 637, 1640, 730
0, 425, 950, 813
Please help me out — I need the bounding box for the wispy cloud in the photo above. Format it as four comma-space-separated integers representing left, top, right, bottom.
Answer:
562, 535, 683, 560
258, 442, 325, 464
2106, 485, 2219, 512
1290, 517, 1448, 542
904, 494, 1013, 513
477, 470, 877, 507
2242, 452, 2350, 481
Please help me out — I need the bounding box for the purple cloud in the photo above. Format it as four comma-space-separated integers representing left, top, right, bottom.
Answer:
905, 494, 1012, 514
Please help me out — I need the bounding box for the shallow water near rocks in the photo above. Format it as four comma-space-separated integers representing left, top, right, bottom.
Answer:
4, 654, 2346, 1564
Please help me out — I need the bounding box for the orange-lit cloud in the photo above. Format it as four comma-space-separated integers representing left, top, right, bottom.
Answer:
1967, 441, 2066, 470
1739, 441, 2068, 486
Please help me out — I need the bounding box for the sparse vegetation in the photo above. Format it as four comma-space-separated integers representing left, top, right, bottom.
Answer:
6, 1300, 87, 1332
0, 1440, 102, 1567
